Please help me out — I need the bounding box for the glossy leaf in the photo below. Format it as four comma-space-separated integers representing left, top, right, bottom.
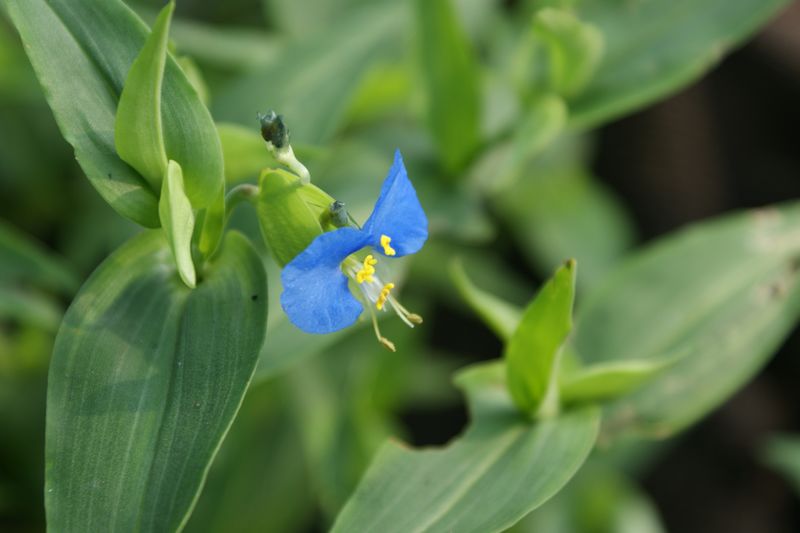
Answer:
575, 202, 800, 438
505, 260, 576, 417
416, 0, 480, 173
332, 361, 600, 533
570, 0, 790, 127
159, 160, 196, 288
450, 258, 522, 341
45, 231, 267, 531
115, 1, 172, 190
6, 0, 224, 226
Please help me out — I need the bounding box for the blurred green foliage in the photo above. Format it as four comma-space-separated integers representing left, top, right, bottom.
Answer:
1, 0, 795, 531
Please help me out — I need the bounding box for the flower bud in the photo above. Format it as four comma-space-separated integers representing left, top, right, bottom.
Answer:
257, 110, 289, 149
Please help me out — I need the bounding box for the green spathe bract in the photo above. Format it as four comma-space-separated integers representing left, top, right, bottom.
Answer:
505, 260, 577, 418
45, 231, 267, 531
256, 169, 335, 266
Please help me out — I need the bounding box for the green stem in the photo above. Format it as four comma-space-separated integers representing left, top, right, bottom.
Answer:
224, 183, 259, 223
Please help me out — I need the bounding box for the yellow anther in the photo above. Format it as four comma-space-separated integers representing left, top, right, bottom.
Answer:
380, 234, 396, 256
376, 282, 395, 310
355, 255, 377, 284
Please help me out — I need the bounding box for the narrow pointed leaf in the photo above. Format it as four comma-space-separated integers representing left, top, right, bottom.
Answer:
45, 231, 267, 531
6, 0, 224, 226
560, 358, 676, 406
114, 2, 172, 190
0, 219, 78, 294
450, 259, 522, 341
416, 0, 480, 173
505, 260, 577, 416
159, 160, 196, 288
332, 361, 599, 533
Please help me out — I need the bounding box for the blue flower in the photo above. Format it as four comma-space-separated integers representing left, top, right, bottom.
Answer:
280, 150, 427, 349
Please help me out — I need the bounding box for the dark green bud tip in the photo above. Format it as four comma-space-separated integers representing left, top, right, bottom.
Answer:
257, 110, 289, 149
329, 200, 350, 228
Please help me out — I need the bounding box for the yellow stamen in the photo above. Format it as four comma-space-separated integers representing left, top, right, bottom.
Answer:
376, 282, 395, 310
380, 234, 396, 256
355, 255, 378, 284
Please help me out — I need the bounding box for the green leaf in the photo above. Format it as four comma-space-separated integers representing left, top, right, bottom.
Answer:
514, 462, 666, 533
214, 2, 405, 145
560, 357, 676, 406
0, 286, 62, 332
505, 260, 576, 417
532, 8, 604, 97
575, 202, 800, 439
416, 0, 480, 173
264, 0, 361, 37
569, 0, 790, 128
0, 219, 78, 294
114, 1, 172, 191
450, 258, 522, 341
763, 435, 800, 497
6, 0, 224, 226
159, 160, 196, 288
470, 95, 568, 196
45, 230, 267, 531
331, 361, 600, 533
185, 381, 314, 533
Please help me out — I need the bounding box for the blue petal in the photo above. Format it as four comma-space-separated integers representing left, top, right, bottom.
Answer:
281, 227, 370, 334
363, 150, 428, 257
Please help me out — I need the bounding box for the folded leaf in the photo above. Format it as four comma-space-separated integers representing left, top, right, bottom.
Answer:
332, 361, 599, 533
115, 2, 172, 190
506, 260, 576, 417
45, 231, 267, 531
6, 0, 224, 226
159, 160, 196, 288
